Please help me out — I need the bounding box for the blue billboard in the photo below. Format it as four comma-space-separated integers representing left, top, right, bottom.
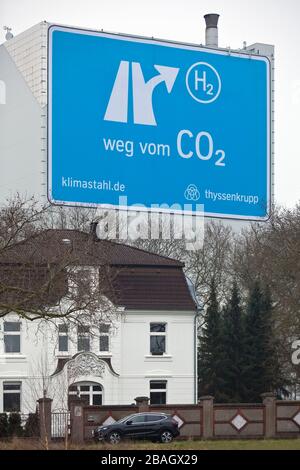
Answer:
48, 25, 271, 220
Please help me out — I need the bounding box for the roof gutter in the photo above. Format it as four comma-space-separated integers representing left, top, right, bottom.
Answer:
186, 275, 204, 405
194, 306, 203, 404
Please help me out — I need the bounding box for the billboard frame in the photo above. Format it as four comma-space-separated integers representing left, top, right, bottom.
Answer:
47, 24, 273, 222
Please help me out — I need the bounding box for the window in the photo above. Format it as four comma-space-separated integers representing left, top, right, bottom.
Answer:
128, 414, 147, 424
68, 382, 102, 406
4, 322, 21, 353
58, 324, 68, 352
72, 269, 92, 303
77, 325, 90, 352
150, 323, 166, 355
99, 324, 110, 352
146, 414, 166, 422
150, 381, 167, 405
3, 382, 21, 412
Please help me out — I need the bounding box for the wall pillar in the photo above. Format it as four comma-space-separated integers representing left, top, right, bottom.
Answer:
135, 396, 150, 413
37, 397, 52, 446
261, 392, 276, 438
200, 396, 214, 439
70, 397, 86, 444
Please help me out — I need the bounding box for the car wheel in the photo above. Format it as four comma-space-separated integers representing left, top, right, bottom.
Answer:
107, 431, 122, 444
160, 430, 174, 443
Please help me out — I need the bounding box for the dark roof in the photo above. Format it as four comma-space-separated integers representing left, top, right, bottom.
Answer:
1, 229, 183, 267
0, 229, 196, 311
112, 267, 196, 311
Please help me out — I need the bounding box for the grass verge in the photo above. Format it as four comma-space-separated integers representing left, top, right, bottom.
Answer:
1, 437, 300, 450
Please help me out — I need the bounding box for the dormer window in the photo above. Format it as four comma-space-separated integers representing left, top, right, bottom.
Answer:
99, 323, 110, 352
77, 325, 90, 352
58, 324, 69, 352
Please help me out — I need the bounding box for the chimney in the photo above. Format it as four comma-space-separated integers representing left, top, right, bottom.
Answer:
3, 26, 13, 41
204, 13, 219, 47
90, 221, 98, 240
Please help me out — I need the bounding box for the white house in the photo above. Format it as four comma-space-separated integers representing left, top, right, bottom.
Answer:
0, 228, 198, 413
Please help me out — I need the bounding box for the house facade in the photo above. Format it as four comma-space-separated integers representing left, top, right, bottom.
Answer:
0, 229, 198, 413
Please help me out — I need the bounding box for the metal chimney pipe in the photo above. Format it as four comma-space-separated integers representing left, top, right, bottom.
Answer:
204, 14, 219, 47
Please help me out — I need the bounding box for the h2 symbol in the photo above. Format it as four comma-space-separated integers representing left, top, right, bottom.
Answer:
104, 61, 179, 126
186, 62, 221, 104
195, 70, 214, 95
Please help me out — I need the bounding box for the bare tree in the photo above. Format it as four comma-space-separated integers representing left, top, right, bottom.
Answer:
24, 351, 84, 449
184, 221, 233, 307
127, 217, 233, 307
0, 195, 117, 330
232, 204, 300, 333
232, 204, 300, 392
42, 205, 97, 232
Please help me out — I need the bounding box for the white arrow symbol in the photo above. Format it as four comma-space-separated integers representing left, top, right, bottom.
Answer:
132, 62, 179, 126
149, 65, 179, 92
104, 61, 179, 126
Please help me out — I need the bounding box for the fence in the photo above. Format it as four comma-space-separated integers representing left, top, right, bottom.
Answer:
51, 410, 70, 439
35, 394, 300, 443
78, 394, 300, 441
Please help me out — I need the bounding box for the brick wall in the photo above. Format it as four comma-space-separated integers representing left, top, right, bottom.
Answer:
276, 401, 300, 436
213, 404, 264, 438
69, 395, 300, 441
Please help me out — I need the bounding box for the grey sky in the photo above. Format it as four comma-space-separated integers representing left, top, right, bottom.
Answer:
1, 0, 299, 208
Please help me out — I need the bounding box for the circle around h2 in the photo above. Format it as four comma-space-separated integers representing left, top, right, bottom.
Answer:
186, 62, 221, 104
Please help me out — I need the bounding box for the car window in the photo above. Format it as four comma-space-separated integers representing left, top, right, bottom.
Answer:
116, 415, 133, 423
129, 415, 147, 424
146, 414, 166, 422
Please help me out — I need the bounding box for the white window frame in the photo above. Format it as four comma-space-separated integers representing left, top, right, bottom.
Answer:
149, 380, 167, 405
99, 323, 110, 353
68, 382, 103, 406
150, 322, 167, 356
77, 325, 90, 352
3, 321, 21, 354
3, 381, 22, 412
69, 267, 93, 301
58, 324, 69, 353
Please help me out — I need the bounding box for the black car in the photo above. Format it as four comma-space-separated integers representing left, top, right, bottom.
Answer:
93, 412, 180, 444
